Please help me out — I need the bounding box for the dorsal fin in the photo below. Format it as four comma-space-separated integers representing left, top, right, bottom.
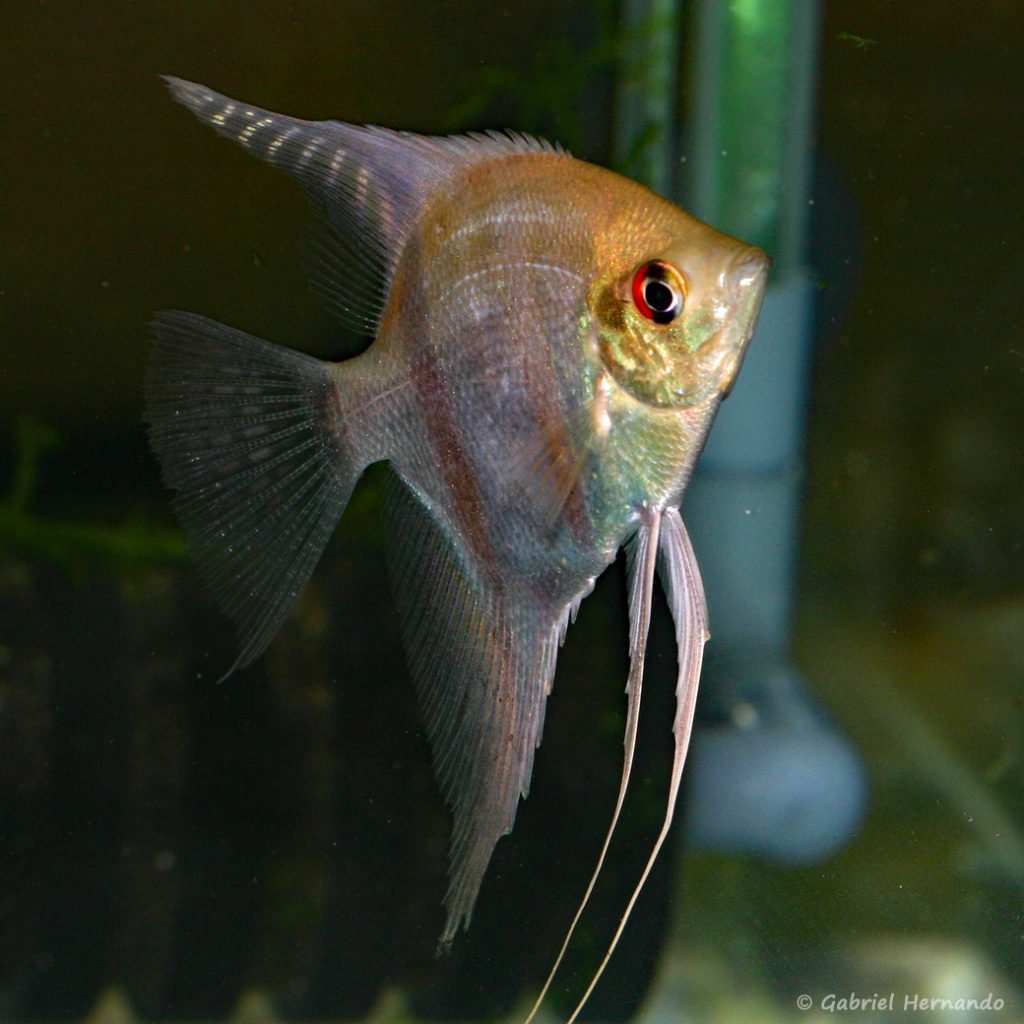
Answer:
164, 78, 564, 334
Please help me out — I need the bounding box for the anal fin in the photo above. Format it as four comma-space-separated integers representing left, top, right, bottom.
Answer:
383, 476, 567, 948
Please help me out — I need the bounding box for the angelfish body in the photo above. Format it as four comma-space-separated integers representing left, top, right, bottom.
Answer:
146, 78, 768, 998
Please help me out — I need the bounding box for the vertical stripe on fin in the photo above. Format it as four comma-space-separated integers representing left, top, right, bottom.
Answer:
164, 77, 568, 336
164, 78, 398, 333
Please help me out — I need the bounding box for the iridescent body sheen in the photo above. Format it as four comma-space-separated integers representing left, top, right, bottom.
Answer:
145, 78, 768, 1021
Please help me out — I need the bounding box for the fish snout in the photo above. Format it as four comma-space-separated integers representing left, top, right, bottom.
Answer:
727, 245, 771, 300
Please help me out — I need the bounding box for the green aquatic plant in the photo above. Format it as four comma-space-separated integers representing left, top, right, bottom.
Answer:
443, 0, 621, 156
0, 417, 185, 572
836, 30, 878, 51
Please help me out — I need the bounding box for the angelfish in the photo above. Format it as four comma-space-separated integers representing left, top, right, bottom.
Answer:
145, 78, 768, 1022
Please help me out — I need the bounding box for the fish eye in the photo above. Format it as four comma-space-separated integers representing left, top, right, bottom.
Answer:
631, 260, 686, 325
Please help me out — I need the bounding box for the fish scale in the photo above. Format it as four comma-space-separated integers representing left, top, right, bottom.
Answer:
145, 77, 768, 1022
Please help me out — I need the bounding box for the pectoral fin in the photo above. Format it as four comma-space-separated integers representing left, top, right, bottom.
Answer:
539, 508, 709, 1024
523, 507, 662, 1024
658, 508, 710, 743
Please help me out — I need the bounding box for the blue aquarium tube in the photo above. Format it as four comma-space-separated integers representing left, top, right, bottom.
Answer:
683, 0, 866, 863
687, 0, 819, 269
683, 0, 820, 640
612, 0, 866, 880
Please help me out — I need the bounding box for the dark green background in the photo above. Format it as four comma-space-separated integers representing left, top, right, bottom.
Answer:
2, 1, 1022, 1020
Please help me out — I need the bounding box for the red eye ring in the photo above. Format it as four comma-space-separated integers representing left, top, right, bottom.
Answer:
631, 260, 686, 324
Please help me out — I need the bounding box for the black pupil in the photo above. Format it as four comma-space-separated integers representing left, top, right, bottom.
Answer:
644, 278, 675, 314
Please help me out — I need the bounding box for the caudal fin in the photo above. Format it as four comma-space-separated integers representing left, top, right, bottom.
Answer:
144, 310, 360, 669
